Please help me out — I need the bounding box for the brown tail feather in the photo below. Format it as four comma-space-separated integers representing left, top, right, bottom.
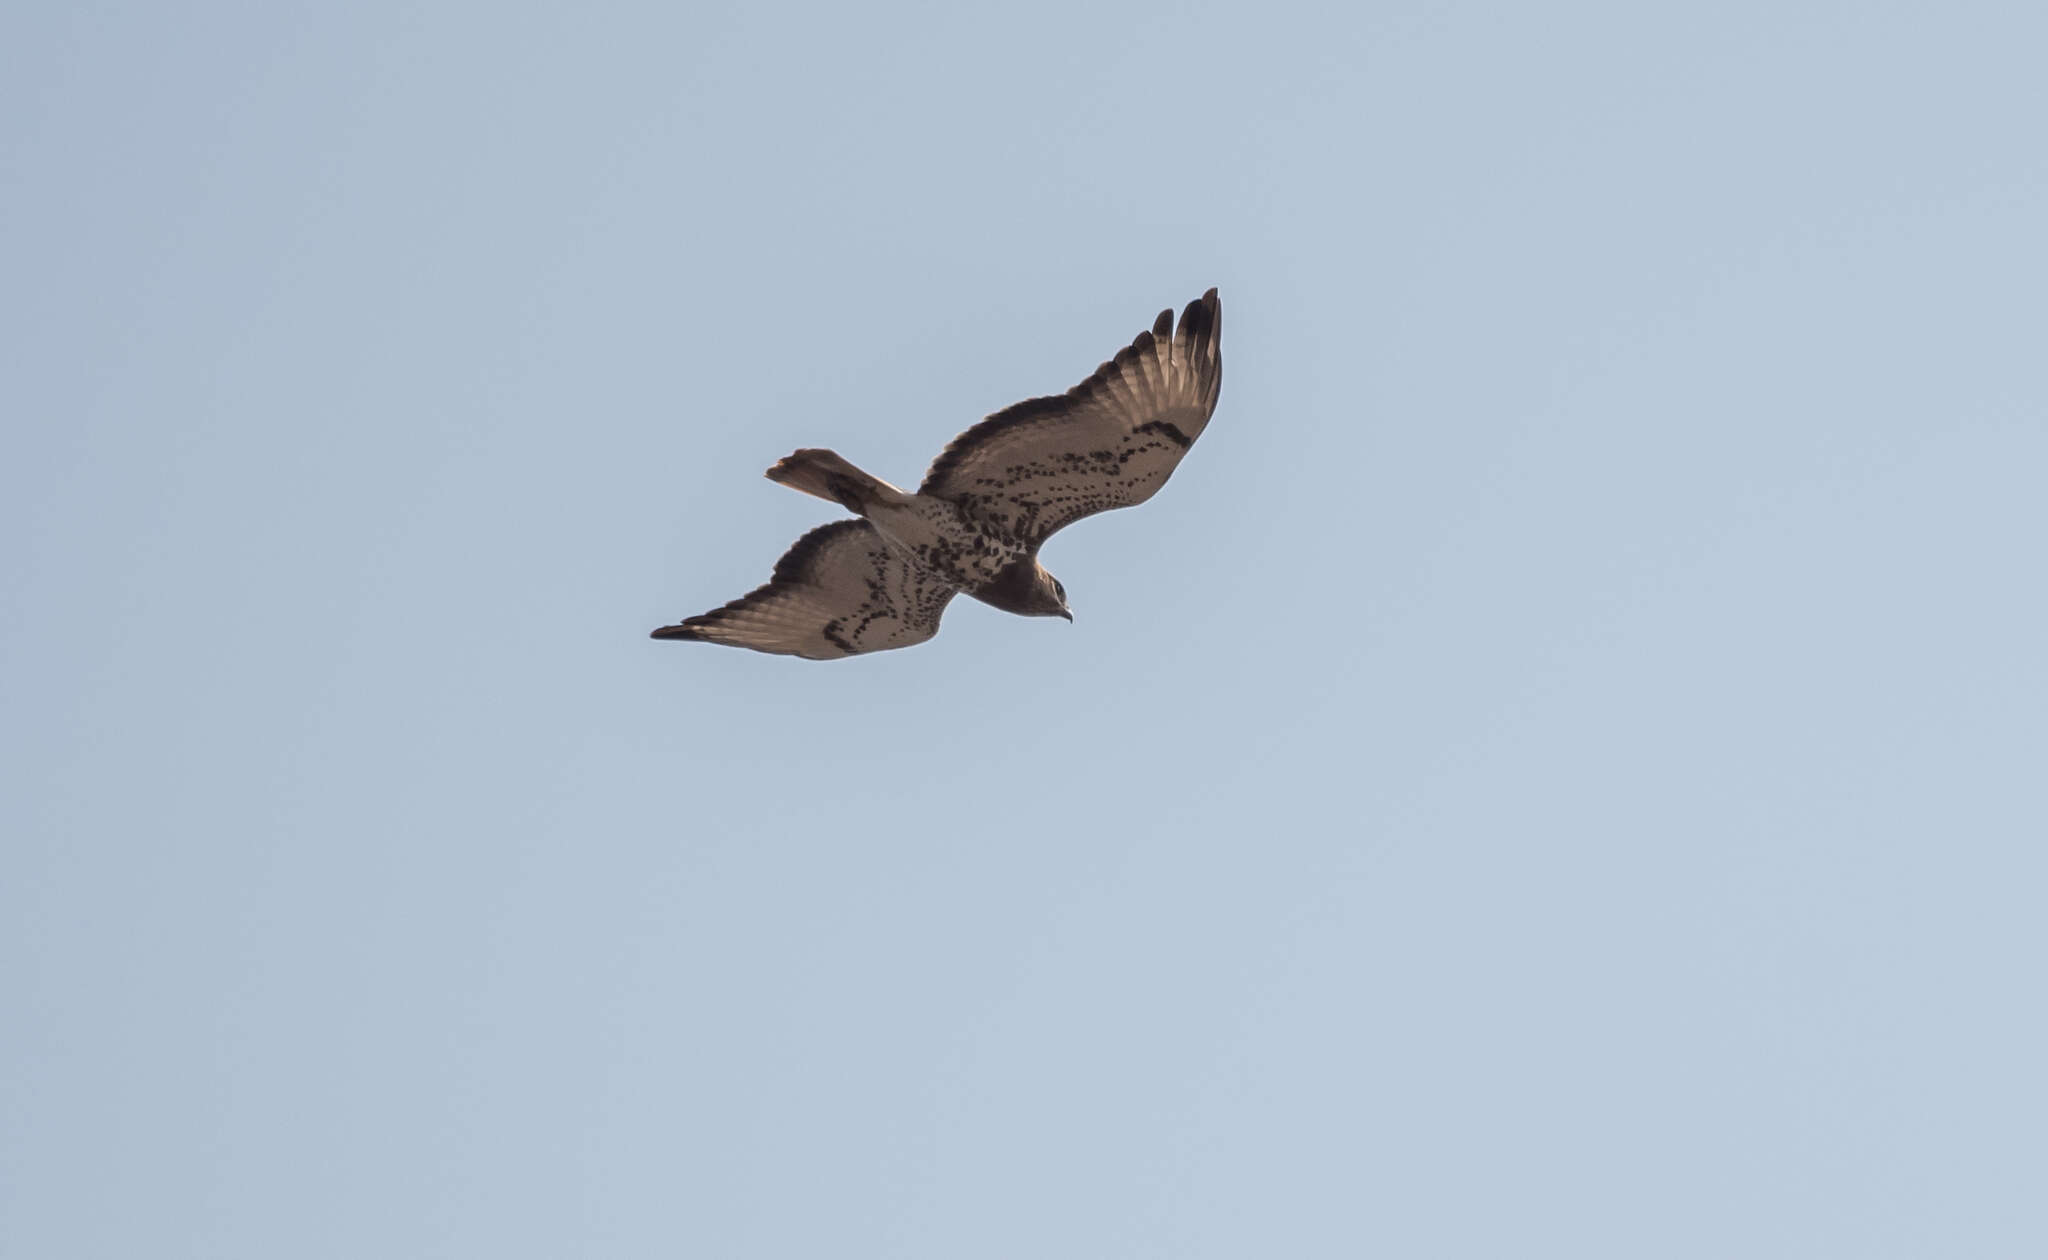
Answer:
765, 448, 903, 514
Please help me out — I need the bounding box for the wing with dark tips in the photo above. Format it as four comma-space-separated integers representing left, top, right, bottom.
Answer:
652, 521, 956, 659
919, 289, 1222, 544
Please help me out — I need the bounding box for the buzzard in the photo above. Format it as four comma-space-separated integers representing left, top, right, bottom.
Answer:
652, 288, 1223, 659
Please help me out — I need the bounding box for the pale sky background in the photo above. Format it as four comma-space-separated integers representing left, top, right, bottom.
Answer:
5, 2, 2046, 1256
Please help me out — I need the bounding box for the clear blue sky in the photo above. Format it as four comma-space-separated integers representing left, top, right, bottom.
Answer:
6, 2, 2045, 1255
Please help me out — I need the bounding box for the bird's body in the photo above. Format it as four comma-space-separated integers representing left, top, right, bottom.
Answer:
767, 449, 1035, 597
653, 288, 1222, 659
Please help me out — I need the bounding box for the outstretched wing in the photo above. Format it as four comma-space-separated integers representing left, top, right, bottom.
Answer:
919, 289, 1222, 545
651, 521, 956, 659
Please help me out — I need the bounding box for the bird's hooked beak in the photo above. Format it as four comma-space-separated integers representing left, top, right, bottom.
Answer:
1059, 609, 1074, 623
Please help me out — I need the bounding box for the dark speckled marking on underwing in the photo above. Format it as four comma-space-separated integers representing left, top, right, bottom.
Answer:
1134, 420, 1193, 448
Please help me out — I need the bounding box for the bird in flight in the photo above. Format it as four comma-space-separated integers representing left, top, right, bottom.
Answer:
652, 288, 1223, 659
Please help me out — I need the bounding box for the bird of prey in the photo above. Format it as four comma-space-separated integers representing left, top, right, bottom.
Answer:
652, 288, 1222, 659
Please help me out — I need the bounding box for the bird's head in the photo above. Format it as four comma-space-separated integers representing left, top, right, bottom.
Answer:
1034, 566, 1073, 622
